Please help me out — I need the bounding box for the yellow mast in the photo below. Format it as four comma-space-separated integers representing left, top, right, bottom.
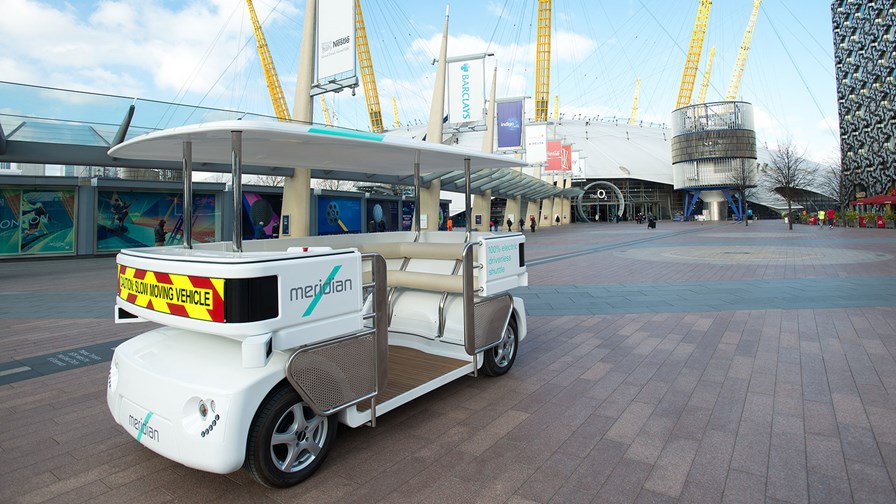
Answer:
245, 0, 290, 120
696, 46, 715, 104
392, 96, 401, 128
534, 0, 552, 122
355, 0, 383, 132
675, 0, 712, 109
629, 78, 641, 125
725, 0, 761, 101
319, 96, 332, 126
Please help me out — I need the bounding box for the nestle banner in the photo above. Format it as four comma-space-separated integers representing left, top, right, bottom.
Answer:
496, 100, 524, 149
546, 140, 563, 171
525, 124, 547, 164
316, 0, 356, 83
447, 59, 485, 124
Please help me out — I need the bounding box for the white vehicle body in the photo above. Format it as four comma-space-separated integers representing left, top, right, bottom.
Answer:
104, 120, 530, 486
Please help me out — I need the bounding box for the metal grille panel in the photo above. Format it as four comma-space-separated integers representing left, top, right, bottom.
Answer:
466, 294, 513, 355
286, 332, 377, 416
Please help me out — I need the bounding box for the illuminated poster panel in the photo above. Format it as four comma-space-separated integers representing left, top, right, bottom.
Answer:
447, 58, 485, 124
0, 188, 20, 255
497, 99, 524, 149
317, 196, 362, 235
243, 192, 283, 240
366, 199, 399, 232
96, 190, 219, 251
545, 140, 563, 171
14, 189, 75, 255
316, 0, 356, 85
525, 124, 547, 164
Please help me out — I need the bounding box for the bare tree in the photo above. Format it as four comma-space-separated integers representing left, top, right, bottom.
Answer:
201, 171, 231, 184
312, 178, 357, 192
727, 159, 758, 227
818, 155, 852, 226
251, 175, 285, 187
762, 138, 815, 230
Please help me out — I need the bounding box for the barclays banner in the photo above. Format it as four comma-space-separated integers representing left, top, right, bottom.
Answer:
496, 99, 524, 149
525, 123, 547, 164
447, 58, 485, 124
316, 0, 356, 84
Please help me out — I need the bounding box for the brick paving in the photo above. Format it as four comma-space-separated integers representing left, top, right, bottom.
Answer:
1, 220, 896, 503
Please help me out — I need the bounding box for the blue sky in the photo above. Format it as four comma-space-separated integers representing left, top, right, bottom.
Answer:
1, 0, 839, 162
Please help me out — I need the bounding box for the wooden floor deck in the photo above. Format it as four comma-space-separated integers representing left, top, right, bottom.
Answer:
357, 345, 470, 412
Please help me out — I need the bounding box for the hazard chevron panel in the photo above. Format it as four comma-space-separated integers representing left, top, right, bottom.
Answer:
118, 265, 225, 322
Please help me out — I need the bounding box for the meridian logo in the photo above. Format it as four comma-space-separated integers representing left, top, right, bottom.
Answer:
290, 265, 354, 317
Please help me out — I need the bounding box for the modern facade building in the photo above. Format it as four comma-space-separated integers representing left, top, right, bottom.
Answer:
832, 0, 896, 197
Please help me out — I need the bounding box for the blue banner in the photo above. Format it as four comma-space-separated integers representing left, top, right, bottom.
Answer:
497, 100, 524, 149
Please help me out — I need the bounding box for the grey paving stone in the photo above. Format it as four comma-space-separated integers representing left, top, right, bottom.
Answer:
730, 421, 771, 477
847, 459, 896, 504
679, 430, 736, 503
594, 457, 654, 504
642, 437, 699, 498
806, 433, 848, 478
803, 400, 840, 437
766, 445, 809, 504
807, 471, 852, 504
839, 423, 885, 466
721, 469, 766, 504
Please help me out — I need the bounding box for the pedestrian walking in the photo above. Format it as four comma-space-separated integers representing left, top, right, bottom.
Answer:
826, 208, 835, 228
530, 216, 536, 233
506, 217, 513, 232
154, 219, 167, 246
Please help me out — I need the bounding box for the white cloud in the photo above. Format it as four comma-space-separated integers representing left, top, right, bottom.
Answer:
1, 0, 300, 103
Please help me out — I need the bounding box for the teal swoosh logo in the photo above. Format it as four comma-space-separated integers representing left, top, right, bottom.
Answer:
137, 411, 154, 442
302, 265, 342, 317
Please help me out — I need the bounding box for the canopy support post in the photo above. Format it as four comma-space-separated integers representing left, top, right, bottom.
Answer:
232, 131, 243, 252
464, 157, 472, 241
414, 150, 421, 242
182, 141, 193, 249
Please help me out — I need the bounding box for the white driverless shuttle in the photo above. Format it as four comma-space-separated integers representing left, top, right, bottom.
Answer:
106, 120, 529, 487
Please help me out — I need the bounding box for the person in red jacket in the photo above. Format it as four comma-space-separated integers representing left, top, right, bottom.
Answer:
827, 208, 835, 228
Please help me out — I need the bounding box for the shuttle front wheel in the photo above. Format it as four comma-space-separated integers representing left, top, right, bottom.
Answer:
245, 384, 337, 488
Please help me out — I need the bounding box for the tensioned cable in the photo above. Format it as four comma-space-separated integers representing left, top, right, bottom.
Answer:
776, 0, 836, 66
762, 8, 838, 142
157, 0, 245, 128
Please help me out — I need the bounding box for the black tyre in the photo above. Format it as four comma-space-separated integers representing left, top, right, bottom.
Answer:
245, 384, 337, 488
482, 317, 518, 377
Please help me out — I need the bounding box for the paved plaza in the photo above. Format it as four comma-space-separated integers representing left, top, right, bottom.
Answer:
1, 220, 896, 503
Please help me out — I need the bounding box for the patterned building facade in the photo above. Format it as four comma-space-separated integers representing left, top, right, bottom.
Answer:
832, 0, 896, 196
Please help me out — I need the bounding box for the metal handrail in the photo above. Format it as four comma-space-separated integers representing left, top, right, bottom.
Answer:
462, 241, 478, 355
361, 253, 389, 396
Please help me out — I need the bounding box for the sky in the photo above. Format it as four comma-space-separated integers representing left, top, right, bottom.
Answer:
1, 0, 840, 163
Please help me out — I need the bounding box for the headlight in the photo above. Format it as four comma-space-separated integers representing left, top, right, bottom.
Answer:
107, 360, 119, 392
